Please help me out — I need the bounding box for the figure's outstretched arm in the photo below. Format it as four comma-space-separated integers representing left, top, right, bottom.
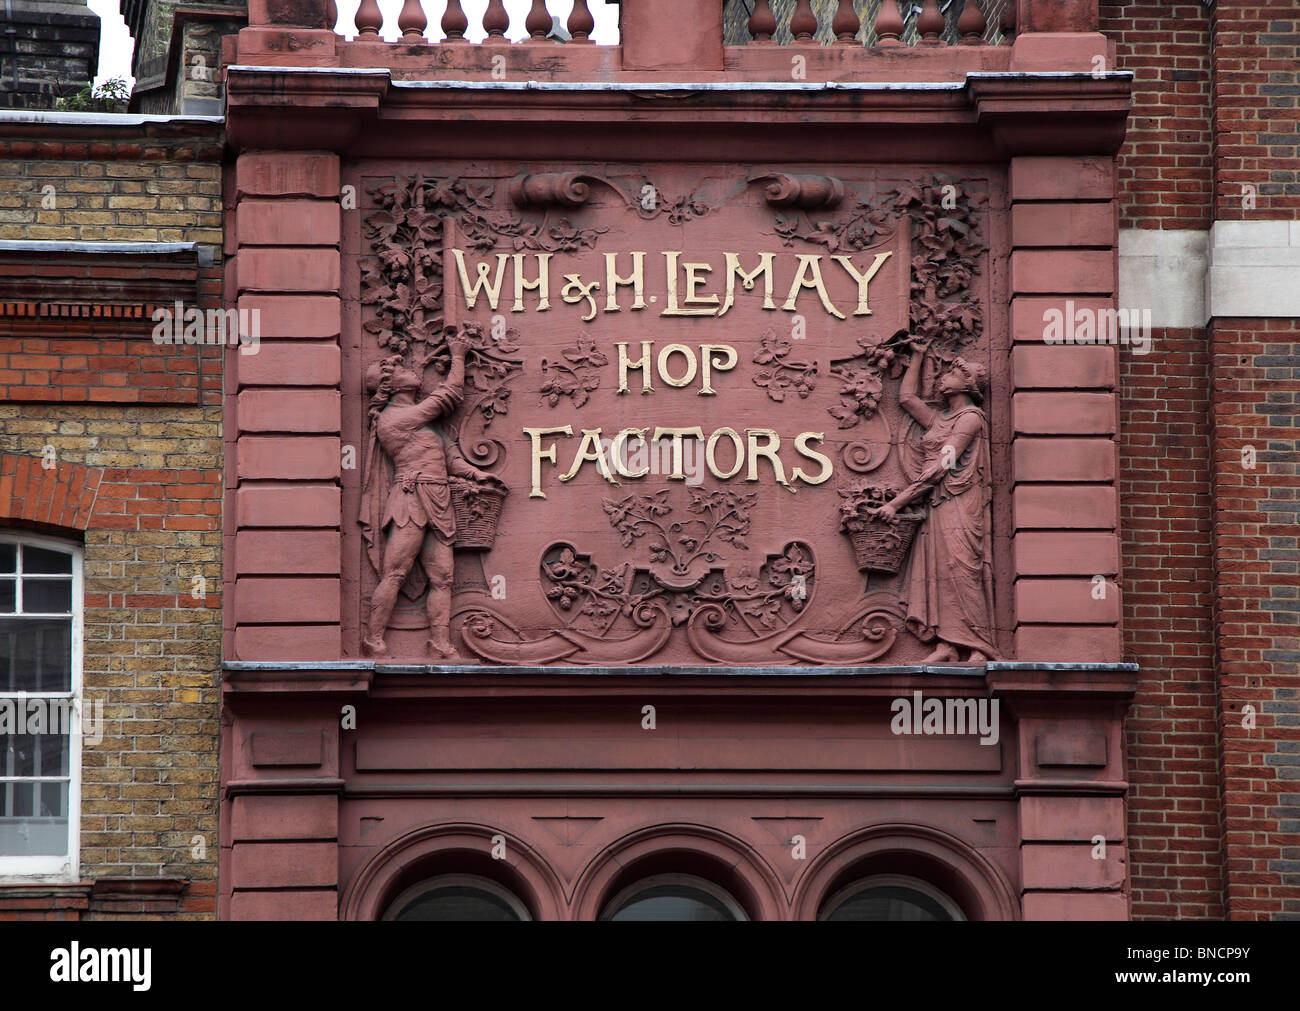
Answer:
898, 335, 937, 429
414, 327, 469, 425
877, 413, 982, 518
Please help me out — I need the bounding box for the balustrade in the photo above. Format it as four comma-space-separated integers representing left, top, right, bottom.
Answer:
236, 0, 1116, 73
318, 0, 1014, 48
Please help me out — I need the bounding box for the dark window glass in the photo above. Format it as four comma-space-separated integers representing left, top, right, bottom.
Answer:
608, 884, 738, 922
392, 886, 523, 921
0, 544, 14, 573
23, 547, 71, 575
0, 580, 12, 613
23, 580, 71, 614
0, 619, 73, 693
40, 781, 66, 817
823, 885, 955, 922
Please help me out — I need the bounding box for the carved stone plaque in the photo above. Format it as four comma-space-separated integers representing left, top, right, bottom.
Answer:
351, 164, 1006, 665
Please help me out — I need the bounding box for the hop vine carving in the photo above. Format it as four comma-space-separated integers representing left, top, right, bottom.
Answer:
773, 174, 987, 417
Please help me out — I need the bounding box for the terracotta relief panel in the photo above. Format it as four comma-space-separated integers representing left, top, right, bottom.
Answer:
344, 162, 1011, 665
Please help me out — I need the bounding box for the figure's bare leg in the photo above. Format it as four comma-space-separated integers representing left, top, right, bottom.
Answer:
966, 648, 994, 664
364, 523, 424, 657
420, 533, 460, 662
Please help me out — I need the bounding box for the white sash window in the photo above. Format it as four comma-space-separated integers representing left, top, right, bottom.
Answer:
0, 534, 82, 880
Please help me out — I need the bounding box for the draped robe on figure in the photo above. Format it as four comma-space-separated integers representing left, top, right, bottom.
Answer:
901, 404, 998, 658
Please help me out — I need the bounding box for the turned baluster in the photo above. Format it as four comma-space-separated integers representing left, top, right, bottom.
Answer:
999, 0, 1016, 40
956, 0, 986, 43
325, 0, 338, 33
568, 0, 594, 42
442, 0, 469, 40
748, 0, 777, 43
397, 0, 427, 40
483, 0, 509, 39
525, 0, 552, 40
832, 0, 861, 43
917, 0, 945, 44
874, 0, 904, 46
355, 0, 382, 36
790, 0, 817, 42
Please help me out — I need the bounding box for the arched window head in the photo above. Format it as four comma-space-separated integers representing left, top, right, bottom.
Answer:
383, 874, 531, 921
601, 874, 748, 922
819, 874, 966, 922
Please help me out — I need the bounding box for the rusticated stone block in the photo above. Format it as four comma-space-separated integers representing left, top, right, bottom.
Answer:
1013, 393, 1116, 435
237, 295, 340, 339
1010, 250, 1115, 295
1015, 578, 1120, 624
1010, 157, 1115, 202
233, 624, 342, 660
1013, 438, 1116, 482
237, 248, 340, 294
237, 342, 341, 388
237, 389, 341, 433
235, 577, 339, 624
231, 842, 337, 888
1012, 345, 1116, 389
1015, 625, 1122, 662
1013, 485, 1116, 529
236, 152, 339, 198
232, 794, 338, 841
1015, 531, 1119, 575
237, 198, 341, 246
237, 437, 341, 480
235, 530, 340, 573
236, 484, 340, 527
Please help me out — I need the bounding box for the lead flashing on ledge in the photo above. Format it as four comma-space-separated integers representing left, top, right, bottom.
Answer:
224, 67, 1134, 91
0, 239, 212, 266
0, 110, 225, 127
223, 660, 1137, 675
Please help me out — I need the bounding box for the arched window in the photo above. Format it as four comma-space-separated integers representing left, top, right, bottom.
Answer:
383, 874, 531, 921
0, 534, 82, 880
601, 874, 749, 922
819, 874, 966, 922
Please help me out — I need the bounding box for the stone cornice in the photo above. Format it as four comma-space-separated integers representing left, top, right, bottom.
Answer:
223, 67, 1132, 159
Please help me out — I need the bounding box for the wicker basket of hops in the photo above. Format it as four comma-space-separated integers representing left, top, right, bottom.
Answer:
449, 477, 506, 550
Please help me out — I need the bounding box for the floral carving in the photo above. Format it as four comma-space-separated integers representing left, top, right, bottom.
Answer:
773, 174, 987, 412
539, 524, 814, 640
774, 198, 893, 253
361, 175, 543, 434
638, 183, 711, 225
828, 334, 901, 428
539, 333, 608, 409
604, 488, 755, 560
836, 483, 900, 527
751, 329, 817, 402
530, 489, 816, 640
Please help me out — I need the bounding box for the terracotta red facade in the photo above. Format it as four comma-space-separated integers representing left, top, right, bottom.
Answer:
2, 0, 1295, 923
218, 0, 1147, 921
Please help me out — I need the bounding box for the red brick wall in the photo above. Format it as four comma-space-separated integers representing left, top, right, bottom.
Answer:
0, 320, 220, 404
1210, 2, 1300, 219
1210, 317, 1300, 921
1102, 0, 1222, 921
1104, 0, 1300, 919
1116, 326, 1221, 919
1101, 1, 1213, 231
1205, 0, 1300, 920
